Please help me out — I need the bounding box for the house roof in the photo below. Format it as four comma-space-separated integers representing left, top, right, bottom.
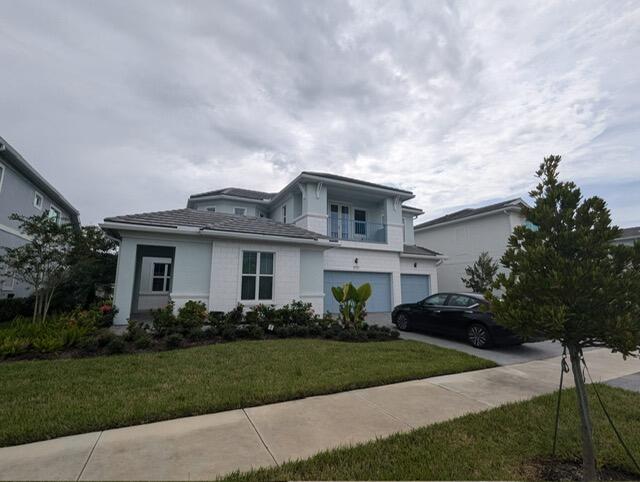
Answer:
189, 187, 277, 200
617, 226, 640, 240
402, 244, 442, 256
103, 208, 330, 241
0, 136, 80, 225
415, 198, 528, 231
300, 171, 413, 195
401, 204, 424, 214
189, 171, 414, 205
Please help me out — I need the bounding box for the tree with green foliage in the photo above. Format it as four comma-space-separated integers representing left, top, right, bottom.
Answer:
52, 226, 118, 310
331, 282, 372, 329
0, 213, 74, 323
488, 155, 640, 481
461, 251, 499, 293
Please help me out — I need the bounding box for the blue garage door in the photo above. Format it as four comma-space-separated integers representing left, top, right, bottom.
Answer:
401, 274, 430, 304
324, 271, 392, 313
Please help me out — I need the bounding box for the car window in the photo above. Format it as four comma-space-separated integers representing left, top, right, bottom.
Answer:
423, 294, 448, 306
447, 295, 476, 307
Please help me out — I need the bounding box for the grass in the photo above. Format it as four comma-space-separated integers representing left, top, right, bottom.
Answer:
223, 385, 640, 481
0, 338, 494, 447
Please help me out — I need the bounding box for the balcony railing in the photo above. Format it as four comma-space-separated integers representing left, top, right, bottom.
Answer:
327, 218, 387, 243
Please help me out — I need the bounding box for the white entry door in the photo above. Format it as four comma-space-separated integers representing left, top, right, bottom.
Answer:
137, 257, 172, 311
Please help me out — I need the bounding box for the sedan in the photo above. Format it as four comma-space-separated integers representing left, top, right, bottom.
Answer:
391, 292, 522, 348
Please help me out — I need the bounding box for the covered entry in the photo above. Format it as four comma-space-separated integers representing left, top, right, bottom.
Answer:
131, 245, 176, 314
324, 271, 392, 313
400, 274, 430, 304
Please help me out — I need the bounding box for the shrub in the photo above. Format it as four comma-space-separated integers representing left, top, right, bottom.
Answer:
207, 311, 224, 325
133, 333, 153, 349
96, 302, 117, 328
224, 304, 244, 325
277, 301, 317, 326
0, 297, 34, 323
124, 319, 149, 342
151, 302, 178, 336
104, 336, 126, 354
186, 327, 208, 342
220, 325, 237, 341
96, 330, 117, 348
176, 301, 208, 331
165, 333, 184, 349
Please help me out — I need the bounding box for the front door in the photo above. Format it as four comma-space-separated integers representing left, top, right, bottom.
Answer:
329, 203, 350, 240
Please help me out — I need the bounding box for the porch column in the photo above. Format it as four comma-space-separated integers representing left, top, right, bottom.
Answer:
113, 237, 138, 325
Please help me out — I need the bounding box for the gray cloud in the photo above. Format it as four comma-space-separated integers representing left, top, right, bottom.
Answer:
0, 0, 638, 226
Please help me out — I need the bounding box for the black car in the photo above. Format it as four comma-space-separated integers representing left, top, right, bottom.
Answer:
391, 292, 522, 348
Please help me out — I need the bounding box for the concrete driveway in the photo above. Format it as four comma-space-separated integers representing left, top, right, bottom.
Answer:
367, 312, 566, 365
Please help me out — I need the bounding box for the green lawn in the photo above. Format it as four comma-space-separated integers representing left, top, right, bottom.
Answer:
0, 338, 494, 447
223, 385, 640, 481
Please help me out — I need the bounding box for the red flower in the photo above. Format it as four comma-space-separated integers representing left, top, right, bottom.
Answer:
100, 304, 112, 314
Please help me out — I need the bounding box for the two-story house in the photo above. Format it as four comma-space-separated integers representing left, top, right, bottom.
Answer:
0, 136, 80, 299
101, 172, 443, 325
414, 198, 530, 293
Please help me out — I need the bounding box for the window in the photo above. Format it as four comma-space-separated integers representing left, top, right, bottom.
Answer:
423, 294, 448, 305
206, 207, 216, 212
151, 263, 171, 292
33, 192, 43, 209
282, 205, 287, 223
234, 207, 246, 216
0, 163, 4, 192
447, 295, 476, 307
354, 209, 367, 236
0, 276, 15, 292
524, 220, 539, 231
241, 251, 274, 301
48, 206, 61, 224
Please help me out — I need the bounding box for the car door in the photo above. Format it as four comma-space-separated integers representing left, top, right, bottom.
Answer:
411, 294, 449, 333
443, 295, 478, 336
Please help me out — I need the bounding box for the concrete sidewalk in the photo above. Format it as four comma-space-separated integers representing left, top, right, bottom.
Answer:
0, 348, 638, 481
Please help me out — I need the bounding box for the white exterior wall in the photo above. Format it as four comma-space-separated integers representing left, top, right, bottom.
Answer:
299, 248, 325, 313
209, 239, 302, 313
414, 211, 525, 292
113, 233, 213, 325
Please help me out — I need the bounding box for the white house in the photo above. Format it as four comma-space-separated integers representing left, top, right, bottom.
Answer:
614, 226, 640, 247
413, 198, 530, 293
101, 172, 444, 325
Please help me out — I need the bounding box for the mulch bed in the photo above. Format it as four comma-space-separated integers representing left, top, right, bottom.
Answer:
524, 457, 639, 481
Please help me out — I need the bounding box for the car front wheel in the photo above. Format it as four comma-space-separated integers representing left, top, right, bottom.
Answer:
396, 313, 410, 331
467, 323, 492, 348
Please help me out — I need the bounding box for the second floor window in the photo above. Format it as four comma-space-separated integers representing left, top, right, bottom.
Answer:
206, 207, 216, 212
234, 207, 246, 216
282, 205, 287, 223
33, 192, 43, 209
48, 206, 61, 224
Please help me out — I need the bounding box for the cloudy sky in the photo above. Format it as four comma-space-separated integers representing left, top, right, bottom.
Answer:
1, 0, 639, 227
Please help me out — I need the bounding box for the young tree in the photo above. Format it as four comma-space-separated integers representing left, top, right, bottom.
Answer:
461, 251, 499, 293
0, 213, 74, 322
488, 156, 640, 481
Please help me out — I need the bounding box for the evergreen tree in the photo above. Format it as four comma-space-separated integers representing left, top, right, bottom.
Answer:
488, 155, 640, 481
461, 251, 498, 293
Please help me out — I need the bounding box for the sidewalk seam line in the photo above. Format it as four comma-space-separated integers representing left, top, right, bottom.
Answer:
243, 409, 279, 466
351, 392, 415, 430
425, 381, 497, 409
76, 431, 102, 481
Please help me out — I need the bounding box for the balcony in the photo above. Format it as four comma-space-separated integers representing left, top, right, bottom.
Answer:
327, 218, 387, 243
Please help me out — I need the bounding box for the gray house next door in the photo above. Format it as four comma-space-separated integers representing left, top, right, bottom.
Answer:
323, 271, 392, 313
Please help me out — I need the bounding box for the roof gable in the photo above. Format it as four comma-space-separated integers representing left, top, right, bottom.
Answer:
415, 198, 527, 230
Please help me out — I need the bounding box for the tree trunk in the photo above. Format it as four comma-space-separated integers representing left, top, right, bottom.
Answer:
568, 343, 597, 481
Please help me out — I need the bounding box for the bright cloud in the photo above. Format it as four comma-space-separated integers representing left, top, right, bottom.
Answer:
0, 0, 638, 225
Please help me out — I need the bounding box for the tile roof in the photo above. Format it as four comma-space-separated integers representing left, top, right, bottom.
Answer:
301, 171, 413, 194
104, 208, 329, 240
402, 244, 442, 256
415, 198, 527, 230
189, 188, 277, 200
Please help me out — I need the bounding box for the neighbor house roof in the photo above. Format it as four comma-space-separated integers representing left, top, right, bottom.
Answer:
402, 244, 442, 257
0, 136, 80, 225
189, 187, 277, 200
415, 198, 528, 231
103, 208, 330, 241
617, 226, 640, 241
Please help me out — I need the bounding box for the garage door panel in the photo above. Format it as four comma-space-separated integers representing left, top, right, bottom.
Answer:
324, 271, 391, 313
401, 274, 430, 304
